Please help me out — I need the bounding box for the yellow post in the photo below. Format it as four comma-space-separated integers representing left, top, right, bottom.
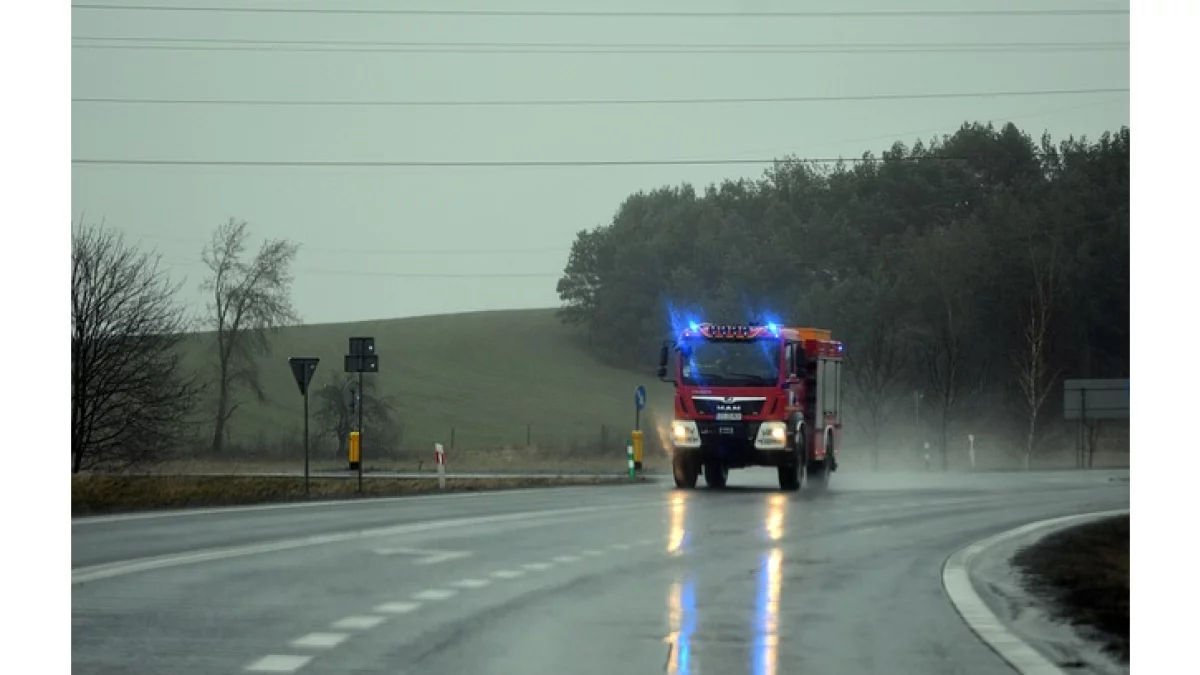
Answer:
632, 430, 644, 471
349, 431, 361, 470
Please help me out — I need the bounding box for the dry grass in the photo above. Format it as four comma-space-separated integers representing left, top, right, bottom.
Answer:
1012, 514, 1130, 663
72, 474, 647, 517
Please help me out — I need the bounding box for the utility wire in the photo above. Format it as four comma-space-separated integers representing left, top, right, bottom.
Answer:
70, 157, 986, 168
70, 37, 1130, 55
73, 87, 1129, 108
71, 5, 1132, 19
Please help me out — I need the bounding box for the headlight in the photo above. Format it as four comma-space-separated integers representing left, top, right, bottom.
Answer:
755, 421, 788, 450
671, 420, 701, 449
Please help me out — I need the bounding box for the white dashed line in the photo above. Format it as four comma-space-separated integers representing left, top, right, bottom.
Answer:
523, 562, 553, 572
637, 539, 655, 546
290, 632, 349, 649
552, 555, 581, 563
330, 615, 387, 630
412, 588, 459, 602
582, 549, 604, 557
374, 601, 421, 615
610, 543, 631, 551
452, 578, 492, 589
491, 569, 524, 579
245, 654, 313, 672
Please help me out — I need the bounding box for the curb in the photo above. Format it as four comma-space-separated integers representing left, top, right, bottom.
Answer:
941, 509, 1129, 675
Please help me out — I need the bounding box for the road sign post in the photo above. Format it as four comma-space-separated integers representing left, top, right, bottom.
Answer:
633, 384, 646, 470
344, 337, 380, 493
1064, 379, 1129, 469
288, 357, 320, 496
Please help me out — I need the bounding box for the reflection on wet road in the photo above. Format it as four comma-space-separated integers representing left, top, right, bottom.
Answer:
73, 469, 1128, 675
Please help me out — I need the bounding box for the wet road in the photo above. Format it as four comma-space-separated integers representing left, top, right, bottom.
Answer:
72, 469, 1129, 675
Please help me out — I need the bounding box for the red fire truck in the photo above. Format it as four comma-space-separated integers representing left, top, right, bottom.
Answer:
656, 321, 844, 491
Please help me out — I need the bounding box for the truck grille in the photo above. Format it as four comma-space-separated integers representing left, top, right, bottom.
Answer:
691, 397, 766, 416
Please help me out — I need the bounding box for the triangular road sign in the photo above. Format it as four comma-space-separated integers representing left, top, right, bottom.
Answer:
288, 357, 320, 396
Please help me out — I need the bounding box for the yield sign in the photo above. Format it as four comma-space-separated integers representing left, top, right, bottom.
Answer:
289, 357, 320, 396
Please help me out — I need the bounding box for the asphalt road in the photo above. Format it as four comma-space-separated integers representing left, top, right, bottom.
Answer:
72, 468, 1129, 675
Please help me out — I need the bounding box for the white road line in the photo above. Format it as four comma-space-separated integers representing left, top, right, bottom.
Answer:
73, 500, 660, 585
636, 538, 655, 546
245, 655, 313, 672
330, 615, 387, 630
552, 555, 581, 563
491, 569, 524, 579
374, 601, 421, 614
72, 485, 614, 525
523, 562, 553, 572
413, 588, 459, 601
942, 509, 1128, 675
452, 578, 492, 589
582, 549, 604, 556
610, 543, 631, 551
290, 632, 349, 649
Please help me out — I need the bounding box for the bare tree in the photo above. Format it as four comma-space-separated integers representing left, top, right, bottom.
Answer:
72, 222, 200, 473
313, 372, 402, 458
201, 219, 300, 454
1012, 238, 1062, 469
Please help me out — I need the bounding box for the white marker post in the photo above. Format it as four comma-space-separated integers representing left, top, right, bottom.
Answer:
434, 443, 446, 490
968, 434, 976, 472
923, 442, 931, 472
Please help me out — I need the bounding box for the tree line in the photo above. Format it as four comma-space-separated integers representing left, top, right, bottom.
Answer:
556, 121, 1129, 469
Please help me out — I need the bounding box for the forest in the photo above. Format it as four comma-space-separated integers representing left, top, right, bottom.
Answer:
557, 122, 1130, 468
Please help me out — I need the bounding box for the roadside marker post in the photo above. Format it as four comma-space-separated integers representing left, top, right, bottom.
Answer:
627, 438, 635, 479
287, 357, 320, 496
968, 434, 976, 472
633, 385, 646, 470
434, 443, 446, 490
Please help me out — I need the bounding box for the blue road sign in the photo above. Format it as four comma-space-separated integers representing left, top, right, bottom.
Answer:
635, 385, 647, 411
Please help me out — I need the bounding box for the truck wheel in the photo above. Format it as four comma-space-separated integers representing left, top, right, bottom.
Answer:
672, 452, 699, 489
807, 460, 830, 491
704, 461, 728, 489
778, 462, 801, 491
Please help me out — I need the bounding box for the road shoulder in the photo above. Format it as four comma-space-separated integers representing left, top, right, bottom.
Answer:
942, 511, 1129, 675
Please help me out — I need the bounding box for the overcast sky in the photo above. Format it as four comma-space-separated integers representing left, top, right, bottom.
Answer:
70, 1, 1129, 325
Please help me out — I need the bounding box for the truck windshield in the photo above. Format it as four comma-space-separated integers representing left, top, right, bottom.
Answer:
679, 338, 780, 387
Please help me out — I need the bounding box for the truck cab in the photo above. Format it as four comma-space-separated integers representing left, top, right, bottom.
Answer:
656, 322, 844, 491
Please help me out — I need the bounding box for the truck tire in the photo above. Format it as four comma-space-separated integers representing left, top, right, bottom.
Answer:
807, 460, 830, 491
672, 452, 699, 489
704, 461, 728, 489
778, 462, 801, 491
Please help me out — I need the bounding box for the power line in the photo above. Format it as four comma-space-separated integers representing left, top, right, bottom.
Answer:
71, 5, 1132, 19
70, 37, 1130, 55
125, 230, 566, 256
72, 87, 1129, 108
72, 157, 988, 169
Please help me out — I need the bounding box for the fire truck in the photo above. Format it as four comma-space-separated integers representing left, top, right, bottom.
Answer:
655, 321, 844, 491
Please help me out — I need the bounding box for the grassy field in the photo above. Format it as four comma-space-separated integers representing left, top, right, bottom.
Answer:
1012, 514, 1130, 663
178, 308, 674, 466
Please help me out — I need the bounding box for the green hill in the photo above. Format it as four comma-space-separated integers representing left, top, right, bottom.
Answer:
180, 308, 672, 468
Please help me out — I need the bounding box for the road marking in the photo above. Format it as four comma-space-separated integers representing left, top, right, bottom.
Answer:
452, 578, 492, 589
491, 569, 524, 579
330, 615, 387, 630
637, 538, 655, 546
582, 549, 604, 556
942, 509, 1128, 675
245, 655, 313, 672
610, 543, 631, 550
72, 484, 625, 525
73, 500, 660, 585
374, 601, 421, 614
291, 632, 349, 649
523, 562, 553, 572
413, 588, 459, 601
371, 547, 472, 564
552, 555, 581, 563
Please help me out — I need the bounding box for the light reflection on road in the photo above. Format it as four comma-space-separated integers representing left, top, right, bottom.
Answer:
665, 576, 697, 675
667, 491, 690, 555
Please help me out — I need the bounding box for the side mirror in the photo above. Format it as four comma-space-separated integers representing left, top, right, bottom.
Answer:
657, 342, 673, 383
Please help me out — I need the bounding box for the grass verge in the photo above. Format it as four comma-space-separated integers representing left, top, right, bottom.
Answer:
1011, 514, 1130, 663
72, 474, 648, 517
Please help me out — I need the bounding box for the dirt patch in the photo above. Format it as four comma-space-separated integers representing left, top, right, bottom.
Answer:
72, 474, 646, 517
1012, 514, 1129, 663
